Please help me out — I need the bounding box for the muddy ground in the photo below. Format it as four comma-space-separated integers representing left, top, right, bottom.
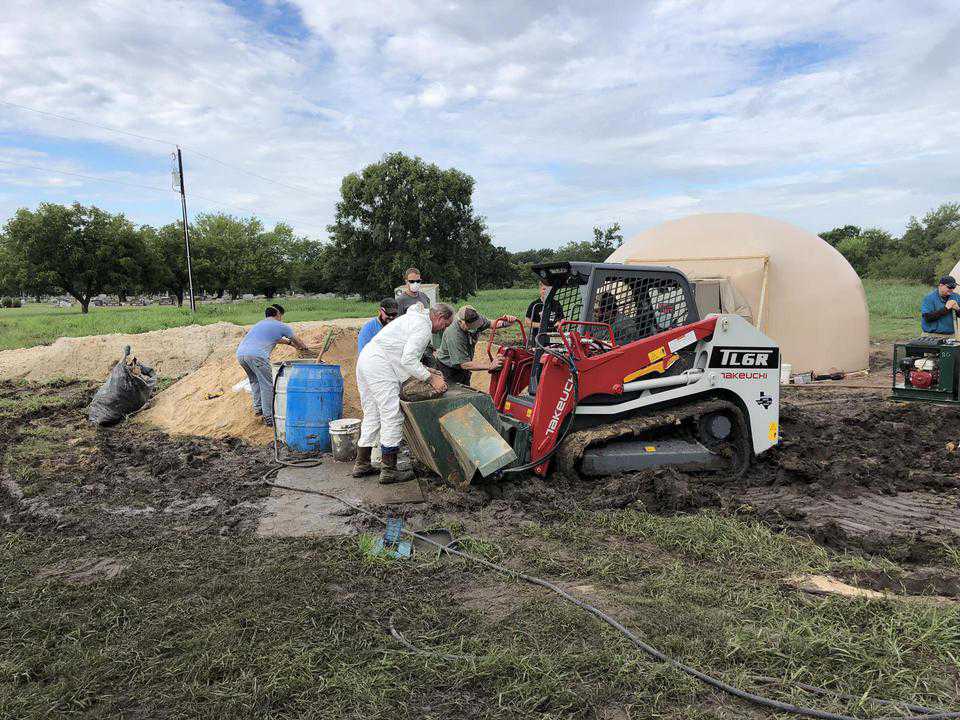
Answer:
438, 388, 960, 570
3, 379, 960, 718
3, 376, 959, 590
0, 381, 272, 539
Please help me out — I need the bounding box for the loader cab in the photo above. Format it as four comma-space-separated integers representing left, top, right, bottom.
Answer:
531, 261, 699, 345
526, 262, 698, 395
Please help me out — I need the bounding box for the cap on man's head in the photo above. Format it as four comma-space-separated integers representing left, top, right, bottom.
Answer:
941, 276, 957, 289
458, 305, 484, 330
379, 297, 399, 317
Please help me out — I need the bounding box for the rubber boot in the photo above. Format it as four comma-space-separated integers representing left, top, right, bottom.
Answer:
378, 450, 413, 485
352, 446, 378, 478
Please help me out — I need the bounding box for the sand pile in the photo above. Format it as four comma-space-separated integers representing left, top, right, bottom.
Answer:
136, 323, 365, 445
0, 311, 499, 446
0, 322, 247, 383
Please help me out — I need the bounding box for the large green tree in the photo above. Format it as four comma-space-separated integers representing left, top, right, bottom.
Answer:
0, 231, 57, 300
288, 238, 334, 293
818, 225, 861, 247
327, 152, 495, 301
143, 222, 215, 306
553, 223, 624, 263
251, 223, 295, 298
835, 228, 894, 276
3, 203, 144, 313
893, 203, 960, 283
192, 213, 265, 299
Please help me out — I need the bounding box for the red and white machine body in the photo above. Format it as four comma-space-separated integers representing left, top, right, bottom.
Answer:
484, 262, 780, 477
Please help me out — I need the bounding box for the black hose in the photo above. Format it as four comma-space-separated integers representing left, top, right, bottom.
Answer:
380, 617, 945, 716
499, 333, 580, 475
261, 476, 959, 720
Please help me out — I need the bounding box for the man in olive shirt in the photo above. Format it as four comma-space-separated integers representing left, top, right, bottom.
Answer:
435, 306, 518, 385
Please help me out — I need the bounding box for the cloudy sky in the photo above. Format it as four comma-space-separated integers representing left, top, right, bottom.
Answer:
1, 0, 958, 250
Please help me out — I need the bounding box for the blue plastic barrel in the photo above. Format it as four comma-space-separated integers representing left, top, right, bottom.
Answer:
274, 361, 344, 453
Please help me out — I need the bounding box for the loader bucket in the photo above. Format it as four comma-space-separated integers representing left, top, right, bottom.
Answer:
400, 385, 509, 488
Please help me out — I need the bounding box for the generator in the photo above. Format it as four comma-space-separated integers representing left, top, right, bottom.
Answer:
892, 337, 960, 404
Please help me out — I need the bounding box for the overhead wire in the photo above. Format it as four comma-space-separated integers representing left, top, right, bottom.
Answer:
0, 158, 174, 194
0, 98, 320, 200
186, 150, 318, 196
0, 99, 176, 147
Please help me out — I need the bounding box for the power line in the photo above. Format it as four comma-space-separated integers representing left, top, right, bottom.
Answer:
0, 157, 326, 232
0, 99, 175, 148
0, 98, 319, 198
189, 192, 328, 235
0, 158, 173, 194
187, 150, 317, 196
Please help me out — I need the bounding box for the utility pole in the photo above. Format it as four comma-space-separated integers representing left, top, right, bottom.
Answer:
175, 146, 197, 312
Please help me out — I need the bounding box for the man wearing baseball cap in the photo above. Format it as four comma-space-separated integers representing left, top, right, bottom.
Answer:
920, 276, 960, 335
434, 306, 518, 385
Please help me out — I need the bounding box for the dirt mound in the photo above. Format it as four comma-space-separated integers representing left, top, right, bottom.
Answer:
136, 324, 364, 445
0, 322, 246, 383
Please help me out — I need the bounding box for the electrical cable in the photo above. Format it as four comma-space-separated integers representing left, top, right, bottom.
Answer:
0, 158, 174, 194
0, 99, 176, 147
187, 150, 318, 196
381, 615, 945, 716
1, 98, 320, 200
260, 475, 960, 720
186, 191, 329, 236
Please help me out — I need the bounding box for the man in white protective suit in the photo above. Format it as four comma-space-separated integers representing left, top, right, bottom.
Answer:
353, 302, 455, 484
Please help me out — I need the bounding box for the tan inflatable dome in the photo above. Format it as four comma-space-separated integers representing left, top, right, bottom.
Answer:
948, 259, 960, 281
607, 213, 869, 374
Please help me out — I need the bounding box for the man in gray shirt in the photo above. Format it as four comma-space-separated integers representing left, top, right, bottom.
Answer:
397, 266, 431, 315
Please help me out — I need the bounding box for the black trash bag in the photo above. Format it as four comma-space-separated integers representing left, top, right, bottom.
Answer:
87, 345, 158, 426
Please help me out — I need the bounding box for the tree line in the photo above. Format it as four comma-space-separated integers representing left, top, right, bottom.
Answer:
0, 152, 622, 313
818, 202, 960, 283
2, 149, 953, 314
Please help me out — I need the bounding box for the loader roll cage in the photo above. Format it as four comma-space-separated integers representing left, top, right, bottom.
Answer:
484, 261, 701, 400
527, 261, 699, 351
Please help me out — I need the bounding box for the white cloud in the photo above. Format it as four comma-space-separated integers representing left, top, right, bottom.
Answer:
0, 0, 958, 249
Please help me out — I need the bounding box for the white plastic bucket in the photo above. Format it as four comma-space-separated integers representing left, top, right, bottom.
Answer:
329, 418, 361, 462
780, 363, 792, 384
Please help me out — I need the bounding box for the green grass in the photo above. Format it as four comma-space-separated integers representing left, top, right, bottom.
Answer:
4, 515, 958, 719
0, 281, 936, 352
0, 282, 934, 352
0, 289, 535, 352
862, 279, 929, 341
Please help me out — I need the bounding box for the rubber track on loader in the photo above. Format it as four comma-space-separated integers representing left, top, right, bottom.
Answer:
556, 397, 749, 476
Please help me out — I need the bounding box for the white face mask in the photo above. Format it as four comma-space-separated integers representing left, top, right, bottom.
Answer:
409, 281, 421, 292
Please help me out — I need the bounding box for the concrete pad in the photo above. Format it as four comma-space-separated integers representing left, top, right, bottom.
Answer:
257, 456, 425, 537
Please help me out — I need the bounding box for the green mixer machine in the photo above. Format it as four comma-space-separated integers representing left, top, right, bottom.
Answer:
892, 336, 960, 405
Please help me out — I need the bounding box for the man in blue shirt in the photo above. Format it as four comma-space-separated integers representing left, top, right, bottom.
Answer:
357, 298, 399, 353
236, 304, 310, 427
920, 276, 960, 335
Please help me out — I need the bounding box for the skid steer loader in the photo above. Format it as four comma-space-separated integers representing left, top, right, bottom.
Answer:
486, 262, 780, 477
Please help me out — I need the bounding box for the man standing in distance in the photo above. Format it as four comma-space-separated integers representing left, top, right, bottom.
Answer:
921, 275, 960, 336
525, 280, 564, 345
357, 298, 399, 353
354, 303, 455, 483
236, 304, 310, 427
397, 267, 431, 315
